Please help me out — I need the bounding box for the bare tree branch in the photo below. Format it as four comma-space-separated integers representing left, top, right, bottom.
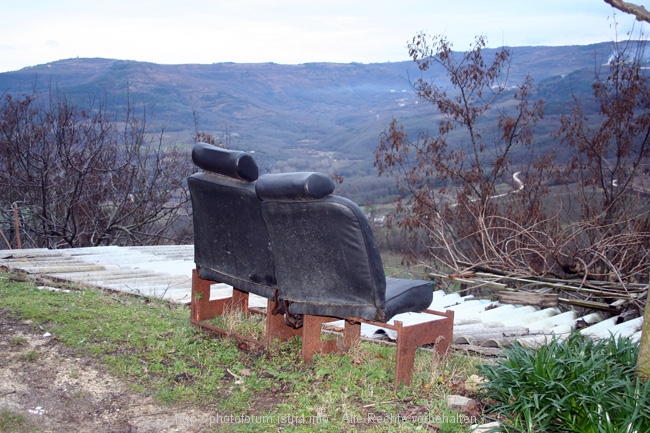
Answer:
0, 90, 194, 249
375, 32, 650, 290
604, 0, 650, 24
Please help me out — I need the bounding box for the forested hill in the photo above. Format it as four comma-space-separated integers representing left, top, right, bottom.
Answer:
0, 42, 640, 203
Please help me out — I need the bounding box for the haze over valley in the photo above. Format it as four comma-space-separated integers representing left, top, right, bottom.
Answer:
1, 41, 643, 204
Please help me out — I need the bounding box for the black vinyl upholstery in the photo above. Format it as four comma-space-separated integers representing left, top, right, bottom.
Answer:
191, 141, 258, 182
188, 143, 276, 299
256, 172, 433, 322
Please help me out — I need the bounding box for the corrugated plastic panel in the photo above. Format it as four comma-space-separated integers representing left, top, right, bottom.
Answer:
0, 246, 644, 348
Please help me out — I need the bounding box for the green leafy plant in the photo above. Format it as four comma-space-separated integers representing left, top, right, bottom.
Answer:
479, 332, 650, 432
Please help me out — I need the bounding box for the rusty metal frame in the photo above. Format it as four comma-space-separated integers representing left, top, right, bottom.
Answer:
190, 269, 250, 322
190, 269, 301, 346
191, 269, 454, 386
300, 309, 454, 386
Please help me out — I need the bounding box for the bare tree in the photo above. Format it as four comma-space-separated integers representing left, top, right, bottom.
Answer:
375, 34, 549, 275
376, 29, 650, 377
602, 0, 650, 382
0, 90, 193, 248
376, 31, 650, 281
555, 39, 650, 284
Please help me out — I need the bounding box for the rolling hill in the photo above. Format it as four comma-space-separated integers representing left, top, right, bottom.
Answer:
0, 41, 642, 203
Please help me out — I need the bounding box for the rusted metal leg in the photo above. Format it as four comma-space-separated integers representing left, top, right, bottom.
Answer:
265, 299, 301, 345
191, 269, 249, 323
341, 320, 361, 350
191, 269, 216, 323
393, 311, 454, 386
301, 315, 338, 362
394, 320, 419, 386
426, 310, 454, 355
230, 287, 249, 313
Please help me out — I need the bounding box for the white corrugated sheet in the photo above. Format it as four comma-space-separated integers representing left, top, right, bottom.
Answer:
0, 246, 644, 348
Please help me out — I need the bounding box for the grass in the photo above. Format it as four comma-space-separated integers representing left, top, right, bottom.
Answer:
207, 309, 267, 341
19, 351, 39, 362
0, 409, 36, 433
479, 333, 650, 433
10, 336, 25, 346
0, 271, 482, 432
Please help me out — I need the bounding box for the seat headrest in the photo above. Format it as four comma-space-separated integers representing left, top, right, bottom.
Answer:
256, 172, 335, 202
191, 142, 258, 182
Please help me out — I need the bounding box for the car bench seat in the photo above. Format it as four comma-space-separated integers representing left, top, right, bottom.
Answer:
188, 142, 300, 344
256, 172, 454, 385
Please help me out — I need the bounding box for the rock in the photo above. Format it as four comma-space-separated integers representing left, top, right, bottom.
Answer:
446, 394, 481, 416
465, 374, 488, 392
470, 421, 501, 432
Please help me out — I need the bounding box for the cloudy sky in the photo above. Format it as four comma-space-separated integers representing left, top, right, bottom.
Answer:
0, 0, 646, 73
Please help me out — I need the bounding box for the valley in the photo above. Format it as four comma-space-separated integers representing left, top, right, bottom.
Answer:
1, 41, 645, 204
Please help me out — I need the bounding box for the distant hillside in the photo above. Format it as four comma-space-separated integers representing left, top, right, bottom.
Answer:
0, 42, 641, 203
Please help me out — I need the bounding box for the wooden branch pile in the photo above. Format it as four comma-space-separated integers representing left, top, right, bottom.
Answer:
429, 268, 648, 315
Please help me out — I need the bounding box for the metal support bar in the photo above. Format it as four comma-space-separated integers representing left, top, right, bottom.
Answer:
191, 269, 454, 387
190, 269, 248, 323
265, 298, 302, 344
191, 269, 300, 345
301, 315, 341, 362
393, 309, 454, 386
342, 319, 361, 350
299, 309, 454, 387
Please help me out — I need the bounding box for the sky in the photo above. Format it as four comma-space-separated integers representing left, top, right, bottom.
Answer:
0, 0, 647, 73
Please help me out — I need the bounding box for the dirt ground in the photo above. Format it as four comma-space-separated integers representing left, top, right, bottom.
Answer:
0, 309, 214, 433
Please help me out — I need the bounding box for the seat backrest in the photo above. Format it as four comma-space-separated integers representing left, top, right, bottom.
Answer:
256, 172, 387, 321
188, 142, 276, 298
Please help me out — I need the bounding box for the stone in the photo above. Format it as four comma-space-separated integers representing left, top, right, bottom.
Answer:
470, 421, 501, 432
445, 394, 481, 417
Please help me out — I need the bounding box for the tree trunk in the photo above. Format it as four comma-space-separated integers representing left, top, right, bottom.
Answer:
638, 281, 650, 381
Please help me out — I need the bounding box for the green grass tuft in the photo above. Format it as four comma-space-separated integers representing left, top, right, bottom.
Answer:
0, 409, 36, 433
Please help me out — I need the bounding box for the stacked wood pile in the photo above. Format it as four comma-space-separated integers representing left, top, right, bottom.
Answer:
429, 268, 648, 319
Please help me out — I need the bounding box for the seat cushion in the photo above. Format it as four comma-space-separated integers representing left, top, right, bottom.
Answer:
383, 278, 433, 321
